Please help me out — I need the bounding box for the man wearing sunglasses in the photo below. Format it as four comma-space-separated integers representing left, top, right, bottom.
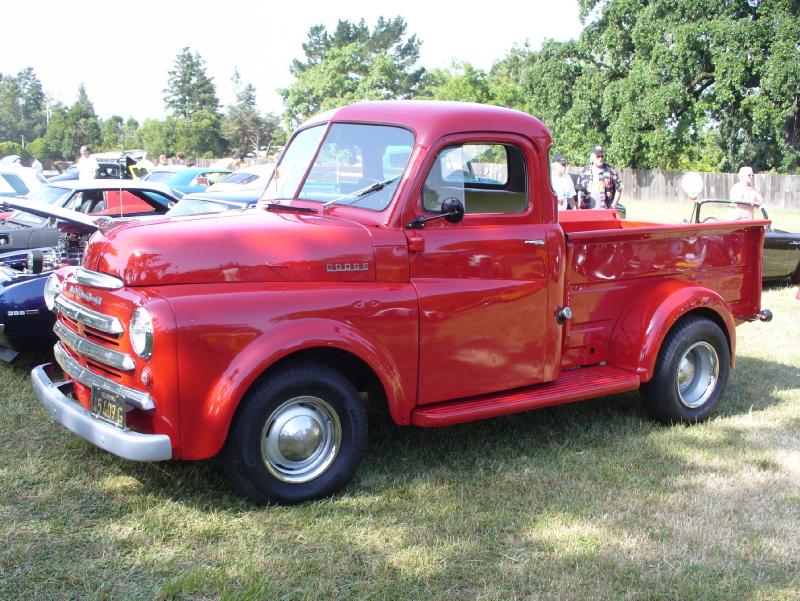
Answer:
576, 145, 623, 210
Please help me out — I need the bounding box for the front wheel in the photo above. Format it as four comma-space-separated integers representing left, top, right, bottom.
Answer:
224, 361, 367, 504
640, 316, 730, 424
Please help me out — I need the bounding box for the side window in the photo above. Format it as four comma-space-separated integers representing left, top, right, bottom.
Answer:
422, 144, 527, 214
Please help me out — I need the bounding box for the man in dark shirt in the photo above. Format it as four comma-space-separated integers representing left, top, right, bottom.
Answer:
576, 146, 623, 209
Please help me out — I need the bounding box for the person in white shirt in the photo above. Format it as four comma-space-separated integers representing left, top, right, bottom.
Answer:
30, 156, 43, 174
77, 145, 99, 180
729, 166, 763, 204
551, 154, 576, 210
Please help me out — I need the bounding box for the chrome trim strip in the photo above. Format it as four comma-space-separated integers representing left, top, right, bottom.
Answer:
76, 268, 124, 290
54, 321, 135, 371
32, 362, 171, 461
54, 295, 123, 335
54, 342, 153, 410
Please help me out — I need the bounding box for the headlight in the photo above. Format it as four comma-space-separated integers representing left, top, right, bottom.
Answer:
129, 307, 153, 358
44, 273, 63, 311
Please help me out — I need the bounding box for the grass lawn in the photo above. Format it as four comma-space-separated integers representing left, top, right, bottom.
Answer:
1, 211, 799, 599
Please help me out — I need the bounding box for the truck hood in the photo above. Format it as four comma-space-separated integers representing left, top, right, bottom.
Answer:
84, 208, 377, 286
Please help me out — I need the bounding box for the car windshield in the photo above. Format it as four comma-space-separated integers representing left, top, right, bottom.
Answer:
167, 198, 239, 216
262, 123, 414, 212
28, 185, 72, 205
696, 200, 764, 222
145, 171, 176, 183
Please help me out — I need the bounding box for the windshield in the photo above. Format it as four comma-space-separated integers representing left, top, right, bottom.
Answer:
262, 123, 414, 211
145, 171, 176, 184
28, 185, 72, 205
696, 200, 764, 223
167, 198, 238, 216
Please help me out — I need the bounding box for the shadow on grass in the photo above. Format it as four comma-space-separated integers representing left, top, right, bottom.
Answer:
107, 353, 798, 514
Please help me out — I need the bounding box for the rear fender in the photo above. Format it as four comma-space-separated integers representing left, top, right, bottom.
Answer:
607, 280, 736, 382
189, 318, 411, 459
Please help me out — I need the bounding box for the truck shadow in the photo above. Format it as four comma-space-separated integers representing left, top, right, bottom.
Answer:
120, 354, 797, 511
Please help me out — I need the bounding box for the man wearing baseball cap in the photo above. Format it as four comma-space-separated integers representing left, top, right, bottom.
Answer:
551, 154, 576, 210
576, 145, 623, 210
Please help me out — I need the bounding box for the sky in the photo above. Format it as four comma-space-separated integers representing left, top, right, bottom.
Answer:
1, 1, 582, 123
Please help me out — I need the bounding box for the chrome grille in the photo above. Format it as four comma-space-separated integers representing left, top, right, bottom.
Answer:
54, 342, 153, 410
54, 320, 134, 371
54, 295, 123, 335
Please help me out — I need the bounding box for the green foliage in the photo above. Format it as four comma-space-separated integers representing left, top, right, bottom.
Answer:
490, 0, 799, 172
420, 62, 494, 104
223, 70, 285, 156
0, 67, 46, 146
163, 47, 220, 119
0, 141, 26, 160
282, 17, 425, 127
25, 138, 47, 161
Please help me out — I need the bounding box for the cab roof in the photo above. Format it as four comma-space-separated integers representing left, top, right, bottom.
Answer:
301, 100, 552, 146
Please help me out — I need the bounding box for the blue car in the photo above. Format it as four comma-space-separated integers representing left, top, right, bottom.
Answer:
143, 166, 232, 195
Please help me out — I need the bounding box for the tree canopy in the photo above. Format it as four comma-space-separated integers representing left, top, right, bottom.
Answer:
281, 17, 425, 127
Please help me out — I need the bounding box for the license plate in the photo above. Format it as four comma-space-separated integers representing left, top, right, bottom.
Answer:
90, 386, 126, 429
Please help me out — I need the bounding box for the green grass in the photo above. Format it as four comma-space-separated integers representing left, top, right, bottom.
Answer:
2, 269, 799, 599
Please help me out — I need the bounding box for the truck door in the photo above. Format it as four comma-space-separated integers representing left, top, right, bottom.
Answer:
407, 138, 554, 405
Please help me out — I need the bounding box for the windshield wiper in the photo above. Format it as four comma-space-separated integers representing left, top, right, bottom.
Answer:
264, 202, 317, 214
321, 176, 400, 209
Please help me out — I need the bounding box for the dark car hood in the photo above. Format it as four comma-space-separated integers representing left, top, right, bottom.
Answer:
84, 208, 377, 286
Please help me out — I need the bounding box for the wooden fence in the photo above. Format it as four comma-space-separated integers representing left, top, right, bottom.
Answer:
615, 169, 800, 209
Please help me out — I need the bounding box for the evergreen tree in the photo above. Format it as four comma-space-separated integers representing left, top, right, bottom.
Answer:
282, 17, 425, 127
163, 47, 220, 118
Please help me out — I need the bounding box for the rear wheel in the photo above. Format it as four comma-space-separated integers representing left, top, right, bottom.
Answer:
224, 361, 367, 504
640, 316, 730, 424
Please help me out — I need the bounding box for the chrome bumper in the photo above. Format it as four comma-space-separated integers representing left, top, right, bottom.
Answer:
32, 362, 172, 461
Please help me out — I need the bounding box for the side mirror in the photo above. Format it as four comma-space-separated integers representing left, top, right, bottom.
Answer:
441, 197, 465, 223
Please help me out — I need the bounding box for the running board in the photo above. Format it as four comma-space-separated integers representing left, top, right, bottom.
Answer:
411, 366, 641, 427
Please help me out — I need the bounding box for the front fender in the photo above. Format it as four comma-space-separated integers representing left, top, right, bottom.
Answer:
165, 284, 419, 460
607, 280, 736, 382
185, 319, 413, 459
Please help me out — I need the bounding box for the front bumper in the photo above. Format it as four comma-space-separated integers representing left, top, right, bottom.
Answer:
32, 362, 172, 461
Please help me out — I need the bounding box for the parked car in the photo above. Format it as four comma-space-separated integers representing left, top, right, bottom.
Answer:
0, 166, 47, 198
0, 180, 180, 257
143, 167, 232, 195
206, 164, 274, 193
0, 186, 177, 361
689, 199, 800, 284
48, 162, 133, 182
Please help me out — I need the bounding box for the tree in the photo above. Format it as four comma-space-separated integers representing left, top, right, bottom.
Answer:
282, 17, 425, 127
0, 67, 46, 147
420, 62, 494, 104
101, 115, 125, 151
163, 47, 220, 118
578, 0, 800, 170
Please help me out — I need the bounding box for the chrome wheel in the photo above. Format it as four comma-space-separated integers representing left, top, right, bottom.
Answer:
260, 395, 342, 483
676, 341, 719, 409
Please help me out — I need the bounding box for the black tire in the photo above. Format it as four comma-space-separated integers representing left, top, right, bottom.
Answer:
640, 316, 730, 424
224, 361, 367, 504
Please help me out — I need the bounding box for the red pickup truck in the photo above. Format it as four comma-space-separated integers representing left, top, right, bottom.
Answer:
33, 102, 771, 504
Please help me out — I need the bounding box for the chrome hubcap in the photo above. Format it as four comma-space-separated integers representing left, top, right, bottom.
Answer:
676, 341, 719, 409
260, 396, 341, 483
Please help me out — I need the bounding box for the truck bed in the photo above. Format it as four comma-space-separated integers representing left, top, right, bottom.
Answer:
558, 210, 766, 371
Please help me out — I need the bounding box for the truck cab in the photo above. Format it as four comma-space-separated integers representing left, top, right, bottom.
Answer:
32, 102, 769, 504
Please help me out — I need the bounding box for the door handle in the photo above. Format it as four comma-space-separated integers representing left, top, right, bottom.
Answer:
524, 239, 545, 246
